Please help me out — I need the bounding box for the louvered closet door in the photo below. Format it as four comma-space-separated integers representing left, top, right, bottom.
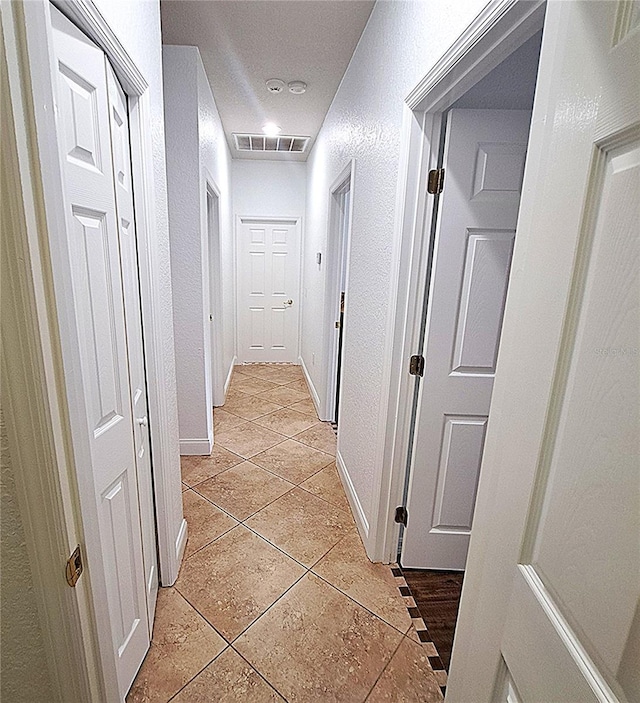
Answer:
51, 7, 150, 696
237, 218, 300, 362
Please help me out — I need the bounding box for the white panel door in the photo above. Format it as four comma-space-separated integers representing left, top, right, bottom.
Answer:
106, 63, 158, 634
237, 218, 300, 362
448, 2, 639, 701
51, 8, 150, 696
402, 109, 531, 569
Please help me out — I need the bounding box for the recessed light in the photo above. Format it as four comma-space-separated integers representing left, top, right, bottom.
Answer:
288, 80, 307, 94
262, 122, 282, 137
266, 79, 285, 94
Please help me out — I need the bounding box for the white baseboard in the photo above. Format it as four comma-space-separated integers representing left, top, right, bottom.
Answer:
336, 450, 369, 541
172, 518, 188, 585
179, 437, 213, 455
298, 355, 322, 418
223, 355, 237, 397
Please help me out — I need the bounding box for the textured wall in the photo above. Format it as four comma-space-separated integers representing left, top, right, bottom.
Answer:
164, 46, 234, 450
163, 46, 207, 447
0, 411, 54, 702
232, 160, 307, 218
302, 0, 486, 541
197, 53, 236, 400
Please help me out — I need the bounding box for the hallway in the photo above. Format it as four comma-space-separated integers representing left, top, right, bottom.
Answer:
128, 364, 443, 702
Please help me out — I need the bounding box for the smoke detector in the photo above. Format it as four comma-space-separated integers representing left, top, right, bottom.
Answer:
266, 79, 285, 94
288, 80, 307, 95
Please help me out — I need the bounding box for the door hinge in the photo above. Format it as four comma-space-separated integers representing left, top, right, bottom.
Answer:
335, 320, 341, 329
394, 506, 408, 527
65, 545, 84, 587
409, 354, 425, 376
427, 168, 445, 194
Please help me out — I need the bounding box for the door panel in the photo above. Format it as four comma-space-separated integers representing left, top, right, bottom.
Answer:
452, 230, 514, 374
238, 219, 300, 362
448, 2, 639, 700
503, 138, 639, 703
402, 109, 531, 569
51, 7, 150, 696
106, 62, 158, 636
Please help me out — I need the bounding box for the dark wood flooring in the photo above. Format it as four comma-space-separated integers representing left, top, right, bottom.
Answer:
402, 569, 464, 670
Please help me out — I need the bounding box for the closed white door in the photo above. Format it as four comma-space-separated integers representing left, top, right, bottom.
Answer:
51, 8, 150, 696
106, 63, 158, 634
237, 218, 300, 362
402, 109, 531, 569
449, 2, 639, 701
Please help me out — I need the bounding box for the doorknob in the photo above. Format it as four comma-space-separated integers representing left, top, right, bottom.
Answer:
136, 416, 148, 427
283, 299, 294, 307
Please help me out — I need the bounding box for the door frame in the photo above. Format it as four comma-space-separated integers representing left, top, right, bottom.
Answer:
3, 0, 185, 699
322, 159, 355, 421
234, 215, 303, 364
204, 173, 226, 407
371, 0, 546, 564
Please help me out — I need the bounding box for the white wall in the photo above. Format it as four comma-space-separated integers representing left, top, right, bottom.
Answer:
199, 56, 236, 401
164, 46, 234, 454
1, 412, 54, 702
232, 160, 307, 218
301, 0, 486, 550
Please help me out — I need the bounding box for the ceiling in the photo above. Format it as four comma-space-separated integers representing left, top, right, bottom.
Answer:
160, 0, 375, 161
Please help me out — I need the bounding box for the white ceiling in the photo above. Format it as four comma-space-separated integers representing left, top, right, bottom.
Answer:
160, 0, 375, 161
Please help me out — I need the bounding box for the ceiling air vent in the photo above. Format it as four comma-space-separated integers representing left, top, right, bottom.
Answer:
233, 133, 310, 154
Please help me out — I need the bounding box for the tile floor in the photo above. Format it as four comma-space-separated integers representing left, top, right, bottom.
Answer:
128, 364, 444, 702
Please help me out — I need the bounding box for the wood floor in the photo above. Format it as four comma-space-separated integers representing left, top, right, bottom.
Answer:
402, 569, 464, 671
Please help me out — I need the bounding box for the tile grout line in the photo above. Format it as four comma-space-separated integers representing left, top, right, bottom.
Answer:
228, 646, 291, 703
362, 632, 407, 703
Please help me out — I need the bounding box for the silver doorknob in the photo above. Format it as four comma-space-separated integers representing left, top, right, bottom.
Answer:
136, 416, 148, 427
283, 299, 294, 307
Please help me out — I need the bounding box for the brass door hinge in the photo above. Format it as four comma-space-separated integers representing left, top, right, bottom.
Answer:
394, 506, 408, 527
409, 355, 425, 376
66, 545, 84, 587
427, 168, 445, 194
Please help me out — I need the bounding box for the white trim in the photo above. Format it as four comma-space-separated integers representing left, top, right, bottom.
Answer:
174, 517, 188, 568
8, 0, 184, 696
1, 6, 98, 699
224, 354, 237, 396
179, 437, 214, 456
321, 159, 355, 422
235, 215, 303, 364
372, 0, 546, 566
406, 0, 544, 111
50, 0, 147, 95
298, 354, 322, 415
336, 451, 369, 538
128, 89, 182, 587
203, 173, 226, 407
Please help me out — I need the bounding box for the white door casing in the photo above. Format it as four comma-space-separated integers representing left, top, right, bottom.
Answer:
207, 184, 226, 406
237, 217, 300, 363
106, 62, 158, 635
402, 109, 531, 570
448, 2, 639, 701
51, 7, 150, 696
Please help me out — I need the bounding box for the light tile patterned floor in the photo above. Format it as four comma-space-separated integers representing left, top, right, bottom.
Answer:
128, 364, 443, 703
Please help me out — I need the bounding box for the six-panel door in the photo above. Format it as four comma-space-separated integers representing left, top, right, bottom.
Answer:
237, 218, 300, 362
